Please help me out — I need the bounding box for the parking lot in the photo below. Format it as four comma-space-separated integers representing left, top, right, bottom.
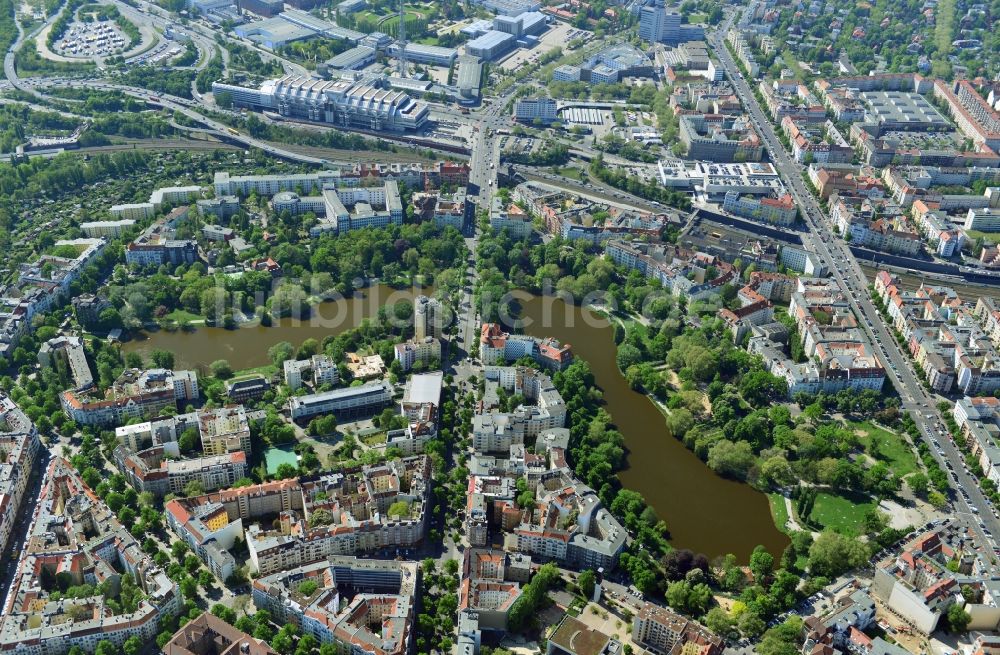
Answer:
54, 20, 129, 58
497, 21, 591, 72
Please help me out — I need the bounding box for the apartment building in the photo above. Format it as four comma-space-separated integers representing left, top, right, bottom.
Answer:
38, 335, 94, 391
721, 191, 798, 226
164, 614, 276, 655
0, 393, 40, 561
246, 457, 431, 575
251, 557, 418, 655
413, 295, 444, 341
872, 525, 1000, 634
213, 162, 470, 197
878, 271, 1000, 396
393, 337, 441, 372
605, 240, 737, 302
116, 445, 249, 496
80, 219, 136, 238
513, 469, 626, 570
61, 368, 199, 427
479, 324, 573, 370
283, 354, 340, 391
110, 185, 202, 220
632, 603, 723, 655
0, 458, 181, 655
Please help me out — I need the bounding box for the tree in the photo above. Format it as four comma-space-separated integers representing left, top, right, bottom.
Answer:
707, 440, 755, 480
945, 603, 971, 633
577, 569, 596, 598
211, 360, 233, 379
907, 472, 929, 497
95, 641, 118, 655
150, 349, 175, 369
808, 530, 869, 578
275, 463, 298, 479
704, 607, 734, 637
269, 341, 295, 367
749, 545, 774, 582
123, 637, 142, 655
183, 480, 206, 497
757, 617, 804, 655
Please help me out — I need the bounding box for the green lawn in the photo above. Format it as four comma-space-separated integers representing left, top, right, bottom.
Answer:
780, 49, 806, 81
808, 491, 875, 535
232, 364, 277, 379
164, 308, 204, 323
767, 493, 790, 534
966, 230, 1000, 245
851, 420, 920, 477
553, 166, 584, 181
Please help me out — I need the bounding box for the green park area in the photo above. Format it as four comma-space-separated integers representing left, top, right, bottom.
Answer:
851, 420, 921, 478
807, 491, 877, 535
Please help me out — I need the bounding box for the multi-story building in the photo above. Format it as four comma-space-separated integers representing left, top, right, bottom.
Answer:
61, 368, 199, 427
214, 162, 469, 197
513, 97, 558, 124
878, 272, 1000, 396
38, 335, 94, 391
413, 295, 443, 341
283, 355, 340, 391
125, 235, 199, 267
832, 196, 921, 256
116, 446, 248, 496
490, 196, 534, 238
458, 549, 530, 635
211, 76, 430, 132
289, 380, 393, 421
110, 185, 202, 220
479, 325, 573, 370
394, 337, 441, 372
307, 181, 404, 236
163, 613, 277, 655
0, 393, 40, 561
966, 206, 1000, 232
639, 1, 702, 45
252, 557, 418, 655
513, 469, 627, 570
433, 190, 468, 232
198, 405, 252, 455
872, 525, 1000, 634
605, 241, 737, 302
80, 219, 136, 238
0, 458, 181, 655
632, 603, 723, 655
722, 191, 798, 226
72, 293, 111, 328
679, 114, 763, 162
747, 278, 885, 397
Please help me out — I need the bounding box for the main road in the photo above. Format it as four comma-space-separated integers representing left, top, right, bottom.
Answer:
710, 15, 1000, 558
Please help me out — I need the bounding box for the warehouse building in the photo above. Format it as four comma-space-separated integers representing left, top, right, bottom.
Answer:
465, 30, 516, 61
388, 42, 457, 67
317, 45, 377, 74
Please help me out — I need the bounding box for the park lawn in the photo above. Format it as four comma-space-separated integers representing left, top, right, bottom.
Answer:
809, 491, 875, 535
231, 364, 277, 380
164, 308, 204, 323
767, 493, 790, 534
851, 420, 920, 477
